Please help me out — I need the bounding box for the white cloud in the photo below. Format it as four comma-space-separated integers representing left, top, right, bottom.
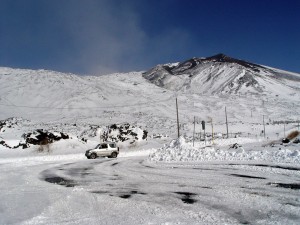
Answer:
58, 0, 146, 74
53, 0, 193, 75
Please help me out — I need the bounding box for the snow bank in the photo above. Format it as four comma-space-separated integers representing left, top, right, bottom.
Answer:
149, 137, 300, 163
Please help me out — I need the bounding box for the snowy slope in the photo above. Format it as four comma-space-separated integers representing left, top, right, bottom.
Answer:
0, 67, 173, 122
142, 53, 300, 97
1, 55, 300, 143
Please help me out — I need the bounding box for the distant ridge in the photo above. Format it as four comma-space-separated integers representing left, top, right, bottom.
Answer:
142, 54, 300, 95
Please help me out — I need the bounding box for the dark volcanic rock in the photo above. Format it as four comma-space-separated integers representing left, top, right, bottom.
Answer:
23, 129, 69, 145
145, 53, 267, 77
102, 123, 147, 143
142, 53, 281, 94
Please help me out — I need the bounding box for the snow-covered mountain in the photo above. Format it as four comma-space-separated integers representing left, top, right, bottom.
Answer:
1, 54, 300, 141
143, 53, 300, 96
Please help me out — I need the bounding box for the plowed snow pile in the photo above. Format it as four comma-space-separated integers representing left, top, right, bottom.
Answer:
149, 137, 300, 163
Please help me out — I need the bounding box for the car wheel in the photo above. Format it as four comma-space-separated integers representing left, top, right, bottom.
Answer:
111, 152, 117, 158
90, 153, 97, 159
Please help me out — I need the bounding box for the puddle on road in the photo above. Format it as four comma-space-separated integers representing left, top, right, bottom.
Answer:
90, 189, 147, 200
44, 176, 76, 187
268, 182, 300, 190
118, 190, 147, 199
200, 186, 213, 189
230, 174, 266, 179
119, 194, 131, 199
229, 163, 300, 171
91, 191, 109, 194
254, 164, 300, 171
174, 192, 197, 204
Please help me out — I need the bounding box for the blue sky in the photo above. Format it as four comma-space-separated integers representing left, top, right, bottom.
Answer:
0, 0, 299, 74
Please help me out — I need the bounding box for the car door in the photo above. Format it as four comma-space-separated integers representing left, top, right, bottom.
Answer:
108, 143, 116, 154
97, 143, 108, 156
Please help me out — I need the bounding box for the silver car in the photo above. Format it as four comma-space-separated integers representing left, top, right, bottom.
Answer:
85, 142, 119, 159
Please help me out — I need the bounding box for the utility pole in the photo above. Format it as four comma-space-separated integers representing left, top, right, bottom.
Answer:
211, 118, 214, 145
225, 107, 229, 139
202, 120, 206, 147
100, 130, 101, 143
263, 115, 266, 138
176, 98, 180, 138
193, 116, 196, 147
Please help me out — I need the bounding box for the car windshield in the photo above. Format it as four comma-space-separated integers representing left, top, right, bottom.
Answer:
109, 143, 116, 148
95, 144, 101, 148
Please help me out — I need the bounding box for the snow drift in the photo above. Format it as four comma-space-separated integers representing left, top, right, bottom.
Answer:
149, 137, 300, 163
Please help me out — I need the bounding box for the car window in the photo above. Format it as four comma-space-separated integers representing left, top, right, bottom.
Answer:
102, 144, 108, 148
109, 143, 116, 148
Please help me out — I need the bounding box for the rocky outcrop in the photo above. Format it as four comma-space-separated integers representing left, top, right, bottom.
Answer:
23, 129, 69, 145
142, 53, 300, 95
101, 123, 148, 144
